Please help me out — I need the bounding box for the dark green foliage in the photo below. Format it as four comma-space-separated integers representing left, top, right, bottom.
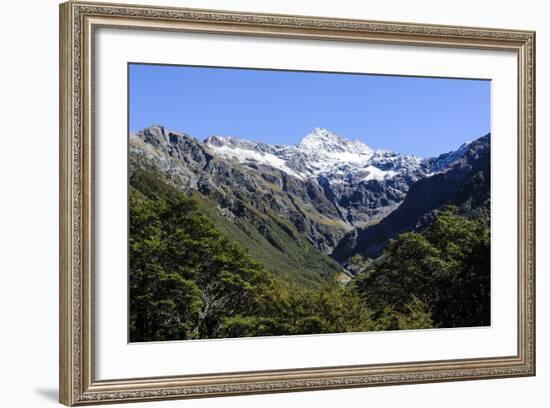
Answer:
130, 168, 342, 287
219, 282, 379, 338
353, 207, 490, 328
129, 188, 280, 341
129, 172, 435, 342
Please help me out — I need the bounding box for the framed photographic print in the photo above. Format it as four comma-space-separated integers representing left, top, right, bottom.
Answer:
59, 1, 536, 405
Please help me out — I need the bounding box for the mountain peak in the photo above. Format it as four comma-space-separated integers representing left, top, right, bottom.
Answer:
298, 128, 373, 155
299, 128, 343, 146
204, 134, 233, 147
312, 127, 337, 138
142, 124, 167, 136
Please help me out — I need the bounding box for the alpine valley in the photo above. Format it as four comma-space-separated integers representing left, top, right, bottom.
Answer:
129, 125, 490, 286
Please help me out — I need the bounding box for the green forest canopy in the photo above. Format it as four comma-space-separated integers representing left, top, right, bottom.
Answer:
129, 172, 490, 342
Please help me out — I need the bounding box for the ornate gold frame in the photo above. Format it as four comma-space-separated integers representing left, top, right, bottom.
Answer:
59, 1, 536, 405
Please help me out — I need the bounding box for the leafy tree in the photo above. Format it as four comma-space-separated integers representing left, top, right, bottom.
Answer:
129, 189, 277, 341
353, 207, 490, 329
425, 207, 490, 326
353, 232, 446, 314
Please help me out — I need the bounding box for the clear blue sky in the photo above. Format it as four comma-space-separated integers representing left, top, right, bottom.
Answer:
129, 63, 490, 157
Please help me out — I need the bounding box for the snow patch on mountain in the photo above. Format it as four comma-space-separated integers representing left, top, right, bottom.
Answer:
207, 144, 306, 180
361, 166, 398, 182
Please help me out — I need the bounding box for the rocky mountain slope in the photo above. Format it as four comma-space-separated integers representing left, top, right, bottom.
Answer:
331, 134, 491, 264
131, 126, 432, 242
129, 125, 490, 281
203, 127, 430, 226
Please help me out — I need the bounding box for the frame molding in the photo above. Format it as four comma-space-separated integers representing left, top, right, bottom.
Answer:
59, 1, 535, 405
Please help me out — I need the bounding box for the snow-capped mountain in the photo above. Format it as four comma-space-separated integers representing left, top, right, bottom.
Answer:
200, 127, 436, 226
296, 127, 375, 172
203, 127, 424, 183
129, 125, 486, 255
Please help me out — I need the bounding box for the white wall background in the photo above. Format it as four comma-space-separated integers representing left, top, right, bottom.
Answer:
0, 0, 546, 407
